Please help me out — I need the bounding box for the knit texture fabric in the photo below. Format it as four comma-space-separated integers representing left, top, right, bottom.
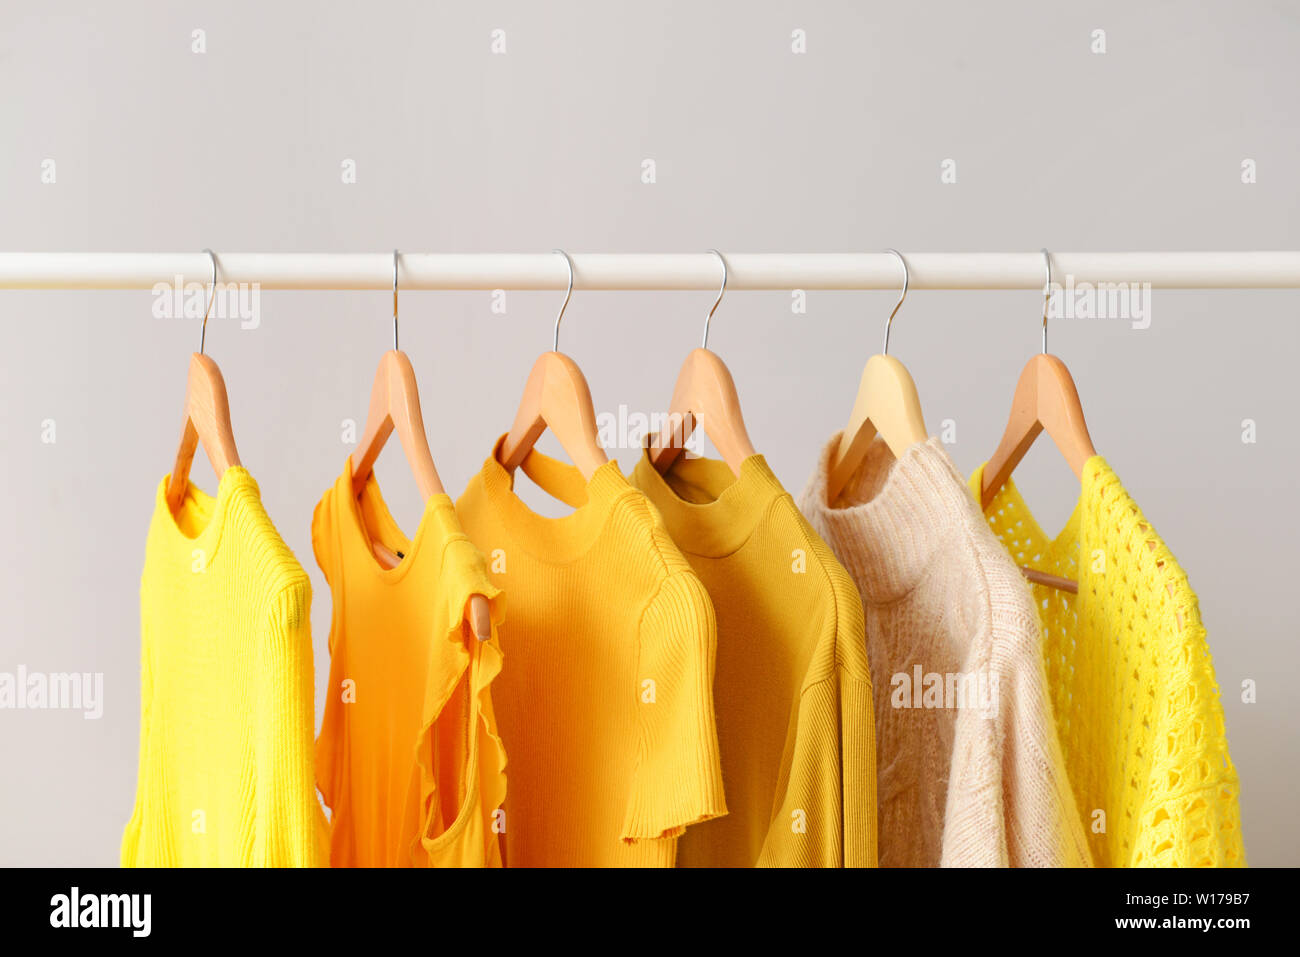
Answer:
631, 450, 876, 868
312, 459, 507, 867
801, 434, 1091, 867
123, 467, 328, 867
455, 437, 726, 867
971, 457, 1245, 868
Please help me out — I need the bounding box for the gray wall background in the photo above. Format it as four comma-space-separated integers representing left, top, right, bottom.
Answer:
1, 0, 1295, 866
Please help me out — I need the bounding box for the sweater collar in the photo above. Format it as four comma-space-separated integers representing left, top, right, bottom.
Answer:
630, 448, 786, 558
154, 466, 257, 562
800, 432, 972, 604
335, 456, 460, 585
474, 434, 631, 564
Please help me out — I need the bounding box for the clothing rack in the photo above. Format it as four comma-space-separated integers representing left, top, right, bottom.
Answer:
2, 251, 1300, 291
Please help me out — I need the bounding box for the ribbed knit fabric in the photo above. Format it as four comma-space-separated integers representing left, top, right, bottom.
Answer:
312, 459, 507, 867
630, 450, 876, 868
122, 468, 328, 867
800, 434, 1091, 868
455, 437, 726, 867
971, 457, 1245, 867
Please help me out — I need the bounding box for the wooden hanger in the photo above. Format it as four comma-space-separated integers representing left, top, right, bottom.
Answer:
825, 250, 928, 502
350, 350, 445, 501
980, 250, 1097, 593
167, 353, 241, 512
648, 250, 757, 476
351, 252, 492, 640
498, 251, 609, 479
647, 347, 756, 476
166, 250, 242, 513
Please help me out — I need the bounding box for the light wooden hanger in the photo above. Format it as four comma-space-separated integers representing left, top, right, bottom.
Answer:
647, 249, 757, 476
824, 249, 929, 503
350, 251, 492, 640
980, 249, 1098, 594
499, 250, 609, 479
166, 249, 242, 514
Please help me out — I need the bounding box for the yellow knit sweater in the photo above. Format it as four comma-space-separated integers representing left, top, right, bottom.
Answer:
971, 457, 1245, 867
122, 468, 328, 867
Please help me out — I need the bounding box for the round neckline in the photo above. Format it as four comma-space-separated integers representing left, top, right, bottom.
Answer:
631, 447, 782, 558
810, 433, 939, 520
976, 456, 1103, 573
476, 435, 628, 565
341, 455, 454, 585
156, 466, 254, 561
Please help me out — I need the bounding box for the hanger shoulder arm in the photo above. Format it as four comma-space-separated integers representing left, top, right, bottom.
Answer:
351, 353, 399, 493
1038, 354, 1097, 479
826, 354, 926, 502
646, 351, 701, 474
544, 354, 608, 478
980, 420, 1044, 509
501, 352, 608, 479
650, 348, 755, 476
500, 355, 551, 472
467, 594, 492, 641
980, 353, 1097, 507
858, 354, 927, 457
693, 350, 757, 471
166, 418, 201, 511
167, 353, 240, 510
979, 357, 1045, 507
385, 351, 444, 498
189, 354, 240, 471
352, 350, 444, 499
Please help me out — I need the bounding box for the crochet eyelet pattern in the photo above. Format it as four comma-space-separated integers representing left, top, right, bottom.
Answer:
975, 459, 1245, 868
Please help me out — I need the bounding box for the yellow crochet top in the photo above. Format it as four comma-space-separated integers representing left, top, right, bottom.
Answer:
970, 456, 1244, 868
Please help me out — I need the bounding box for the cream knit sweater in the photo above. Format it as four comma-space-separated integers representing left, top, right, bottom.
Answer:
799, 434, 1091, 867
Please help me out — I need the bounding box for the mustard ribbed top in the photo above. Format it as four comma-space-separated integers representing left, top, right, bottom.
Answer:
631, 450, 876, 867
972, 457, 1245, 867
122, 468, 328, 867
455, 437, 727, 867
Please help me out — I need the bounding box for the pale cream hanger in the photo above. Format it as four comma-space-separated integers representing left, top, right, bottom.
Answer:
980, 249, 1098, 594
351, 251, 492, 639
499, 250, 609, 479
167, 249, 242, 513
824, 249, 928, 503
647, 249, 757, 477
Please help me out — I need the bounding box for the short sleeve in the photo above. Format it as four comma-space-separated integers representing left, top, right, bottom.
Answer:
620, 572, 728, 842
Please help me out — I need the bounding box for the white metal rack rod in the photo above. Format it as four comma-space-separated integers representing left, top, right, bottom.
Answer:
1, 252, 1299, 291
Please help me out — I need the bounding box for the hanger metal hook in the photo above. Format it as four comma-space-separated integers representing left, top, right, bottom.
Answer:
882, 248, 908, 356
199, 248, 218, 355
392, 249, 400, 351
701, 249, 727, 350
1041, 247, 1052, 355
552, 249, 574, 352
